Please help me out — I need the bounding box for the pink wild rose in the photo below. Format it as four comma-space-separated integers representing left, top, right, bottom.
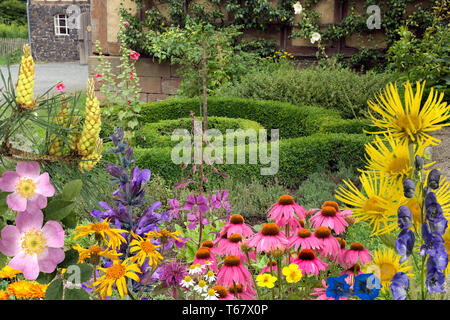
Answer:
129, 49, 140, 60
0, 210, 65, 280
0, 161, 55, 213
56, 83, 66, 93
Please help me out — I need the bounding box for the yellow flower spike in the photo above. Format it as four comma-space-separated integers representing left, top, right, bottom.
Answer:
77, 78, 101, 158
256, 273, 277, 288
16, 44, 36, 110
79, 137, 103, 173
48, 102, 71, 156
282, 264, 302, 283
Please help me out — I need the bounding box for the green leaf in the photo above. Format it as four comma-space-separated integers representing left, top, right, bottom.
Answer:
36, 270, 57, 284
43, 199, 75, 221
61, 180, 83, 201
378, 233, 396, 249
58, 249, 79, 268
63, 263, 93, 283
64, 288, 90, 300
61, 213, 77, 229
45, 279, 63, 300
0, 253, 8, 270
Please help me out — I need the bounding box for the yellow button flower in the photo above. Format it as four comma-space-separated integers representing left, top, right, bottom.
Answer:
282, 264, 302, 283
256, 273, 277, 288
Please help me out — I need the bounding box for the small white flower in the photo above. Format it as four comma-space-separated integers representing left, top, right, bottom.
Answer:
203, 288, 219, 300
180, 276, 194, 289
293, 2, 303, 15
203, 260, 212, 267
310, 32, 321, 44
204, 270, 216, 283
194, 280, 209, 294
188, 263, 204, 275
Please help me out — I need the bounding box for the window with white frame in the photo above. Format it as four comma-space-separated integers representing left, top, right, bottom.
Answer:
54, 14, 69, 36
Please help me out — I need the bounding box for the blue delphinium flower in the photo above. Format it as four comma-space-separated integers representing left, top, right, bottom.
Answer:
326, 274, 351, 300
353, 273, 381, 300
427, 169, 441, 190
395, 229, 415, 263
403, 179, 415, 198
390, 272, 409, 300
426, 258, 446, 295
397, 205, 413, 230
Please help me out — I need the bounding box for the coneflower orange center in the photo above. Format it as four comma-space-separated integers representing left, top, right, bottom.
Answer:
195, 247, 211, 259
267, 260, 277, 267
212, 285, 228, 298
229, 234, 242, 243
298, 219, 305, 228
230, 215, 244, 224
105, 264, 126, 280
228, 283, 243, 294
202, 241, 214, 248
314, 226, 331, 238
349, 263, 361, 272
261, 223, 280, 236
322, 201, 339, 212
278, 195, 294, 205
298, 249, 315, 260
336, 237, 346, 249
297, 229, 311, 238
224, 255, 241, 267
350, 242, 365, 251
321, 206, 337, 217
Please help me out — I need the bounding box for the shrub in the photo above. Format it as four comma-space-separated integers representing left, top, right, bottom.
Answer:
0, 23, 27, 38
214, 63, 392, 119
135, 116, 264, 148
136, 97, 369, 139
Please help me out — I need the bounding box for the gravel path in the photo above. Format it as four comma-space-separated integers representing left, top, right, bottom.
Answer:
430, 127, 450, 179
0, 62, 88, 95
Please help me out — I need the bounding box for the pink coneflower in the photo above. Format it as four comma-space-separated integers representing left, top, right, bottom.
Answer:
314, 226, 340, 260
94, 73, 103, 82
220, 214, 253, 238
340, 263, 363, 284
292, 249, 328, 276
288, 228, 322, 252
342, 242, 372, 268
267, 195, 306, 230
228, 283, 256, 300
216, 256, 255, 292
305, 208, 319, 217
259, 260, 278, 274
213, 232, 228, 247
0, 210, 65, 280
217, 234, 243, 256
212, 285, 235, 300
335, 237, 347, 265
247, 223, 288, 254
201, 240, 220, 256
129, 49, 140, 60
56, 83, 65, 93
0, 161, 55, 213
292, 218, 306, 234
192, 247, 218, 273
309, 201, 348, 235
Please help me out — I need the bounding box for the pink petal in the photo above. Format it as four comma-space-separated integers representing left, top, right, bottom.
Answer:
42, 221, 65, 248
26, 195, 47, 213
6, 192, 27, 211
36, 173, 55, 197
0, 171, 20, 192
16, 162, 41, 179
38, 247, 65, 273
9, 252, 40, 280
16, 210, 43, 233
0, 225, 21, 256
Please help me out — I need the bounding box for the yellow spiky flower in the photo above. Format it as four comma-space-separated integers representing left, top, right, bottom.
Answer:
48, 100, 71, 156
16, 44, 36, 110
79, 137, 103, 172
67, 115, 81, 152
77, 78, 101, 157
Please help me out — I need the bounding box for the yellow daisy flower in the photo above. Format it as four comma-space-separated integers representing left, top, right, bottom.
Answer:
73, 244, 122, 264
335, 173, 407, 235
256, 273, 277, 288
73, 219, 128, 249
366, 81, 450, 146
0, 265, 21, 279
127, 232, 163, 267
282, 264, 302, 283
93, 260, 141, 299
146, 229, 181, 244
0, 290, 11, 300
364, 248, 413, 291
362, 134, 431, 187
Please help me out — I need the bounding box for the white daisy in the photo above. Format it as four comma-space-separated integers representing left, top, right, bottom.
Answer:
180, 275, 194, 289
310, 32, 321, 44
204, 270, 216, 283
293, 2, 303, 15
203, 288, 219, 300
188, 263, 204, 275
194, 280, 209, 294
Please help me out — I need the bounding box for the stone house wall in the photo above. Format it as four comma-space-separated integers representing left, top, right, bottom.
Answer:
28, 0, 90, 62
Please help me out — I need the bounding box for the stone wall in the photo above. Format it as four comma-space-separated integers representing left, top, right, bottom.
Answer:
88, 55, 181, 103
29, 0, 90, 62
